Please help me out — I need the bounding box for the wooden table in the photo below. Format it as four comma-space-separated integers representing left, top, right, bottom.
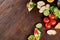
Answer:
0, 0, 60, 40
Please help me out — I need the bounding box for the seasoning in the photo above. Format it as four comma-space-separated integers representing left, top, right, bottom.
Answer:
57, 0, 60, 7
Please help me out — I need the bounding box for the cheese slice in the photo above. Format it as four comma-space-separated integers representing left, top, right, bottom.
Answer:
55, 23, 60, 29
47, 30, 56, 35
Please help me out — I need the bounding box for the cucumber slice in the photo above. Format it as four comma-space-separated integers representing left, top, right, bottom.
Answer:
36, 23, 42, 29
43, 10, 50, 16
28, 35, 35, 40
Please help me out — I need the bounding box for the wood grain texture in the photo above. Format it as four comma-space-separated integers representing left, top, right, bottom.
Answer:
0, 0, 60, 40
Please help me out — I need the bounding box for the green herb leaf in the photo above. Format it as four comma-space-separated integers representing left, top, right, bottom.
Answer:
57, 10, 60, 18
30, 2, 36, 8
54, 8, 60, 18
50, 6, 55, 13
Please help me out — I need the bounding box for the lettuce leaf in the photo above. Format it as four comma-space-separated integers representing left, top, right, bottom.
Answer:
30, 2, 36, 8
50, 6, 55, 13
54, 8, 60, 18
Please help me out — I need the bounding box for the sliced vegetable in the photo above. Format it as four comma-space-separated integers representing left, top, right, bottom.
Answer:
28, 28, 41, 40
49, 14, 56, 20
50, 20, 56, 26
34, 28, 41, 39
28, 35, 35, 40
43, 10, 50, 16
34, 28, 38, 35
43, 17, 50, 23
45, 23, 51, 29
36, 23, 42, 29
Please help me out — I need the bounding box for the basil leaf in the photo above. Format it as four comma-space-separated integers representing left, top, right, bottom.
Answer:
50, 6, 55, 13
30, 2, 36, 8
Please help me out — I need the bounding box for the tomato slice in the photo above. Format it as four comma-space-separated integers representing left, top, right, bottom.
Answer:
45, 23, 51, 29
50, 20, 56, 26
44, 17, 50, 23
49, 14, 56, 20
34, 28, 38, 35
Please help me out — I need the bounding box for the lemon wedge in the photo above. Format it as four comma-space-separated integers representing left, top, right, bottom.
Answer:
47, 0, 54, 3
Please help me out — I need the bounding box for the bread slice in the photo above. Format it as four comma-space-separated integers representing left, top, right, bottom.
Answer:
55, 23, 60, 29
26, 3, 33, 12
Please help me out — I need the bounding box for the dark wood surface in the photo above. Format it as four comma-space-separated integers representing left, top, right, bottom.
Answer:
0, 0, 60, 40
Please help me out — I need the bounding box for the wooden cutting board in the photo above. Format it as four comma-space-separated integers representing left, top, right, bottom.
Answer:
0, 0, 60, 40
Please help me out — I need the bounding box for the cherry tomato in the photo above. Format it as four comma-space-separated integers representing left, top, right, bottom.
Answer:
34, 28, 38, 35
44, 17, 50, 23
49, 14, 56, 20
50, 20, 56, 26
45, 23, 51, 29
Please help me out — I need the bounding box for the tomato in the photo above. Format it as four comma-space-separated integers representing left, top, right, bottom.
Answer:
49, 14, 56, 20
44, 17, 50, 23
45, 23, 51, 29
50, 20, 56, 26
34, 28, 38, 35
